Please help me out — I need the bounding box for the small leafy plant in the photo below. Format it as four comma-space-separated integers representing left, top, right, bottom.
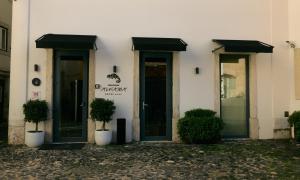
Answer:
177, 108, 224, 144
288, 111, 300, 142
90, 98, 116, 130
23, 100, 48, 132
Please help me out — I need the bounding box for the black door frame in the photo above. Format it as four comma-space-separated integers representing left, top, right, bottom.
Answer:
53, 50, 89, 142
219, 54, 250, 138
140, 51, 173, 141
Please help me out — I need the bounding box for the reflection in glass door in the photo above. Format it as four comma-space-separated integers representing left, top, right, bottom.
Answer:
220, 54, 249, 138
145, 60, 167, 137
60, 60, 83, 138
54, 51, 88, 142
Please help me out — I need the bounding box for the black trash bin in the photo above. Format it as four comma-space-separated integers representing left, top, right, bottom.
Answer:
117, 118, 126, 144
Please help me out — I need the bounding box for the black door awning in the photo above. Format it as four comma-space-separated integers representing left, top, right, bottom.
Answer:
36, 34, 97, 50
213, 39, 274, 53
132, 37, 187, 51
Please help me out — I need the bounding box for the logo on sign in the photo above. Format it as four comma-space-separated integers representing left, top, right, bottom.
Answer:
95, 73, 127, 96
106, 73, 121, 83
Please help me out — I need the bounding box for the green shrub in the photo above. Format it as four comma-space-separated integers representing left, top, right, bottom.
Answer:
177, 118, 190, 143
90, 98, 116, 130
178, 108, 224, 144
185, 109, 216, 118
288, 111, 300, 126
288, 111, 300, 142
23, 100, 48, 131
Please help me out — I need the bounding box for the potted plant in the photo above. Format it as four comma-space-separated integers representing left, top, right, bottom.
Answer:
90, 98, 116, 145
288, 111, 300, 142
23, 100, 48, 147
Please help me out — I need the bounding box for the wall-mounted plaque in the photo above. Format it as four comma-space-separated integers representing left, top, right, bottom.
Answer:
32, 78, 41, 86
95, 84, 101, 89
95, 73, 127, 96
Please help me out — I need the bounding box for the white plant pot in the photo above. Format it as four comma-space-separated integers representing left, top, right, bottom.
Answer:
95, 130, 112, 145
25, 131, 45, 148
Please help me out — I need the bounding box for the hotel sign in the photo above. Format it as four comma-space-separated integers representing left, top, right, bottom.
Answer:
95, 73, 127, 96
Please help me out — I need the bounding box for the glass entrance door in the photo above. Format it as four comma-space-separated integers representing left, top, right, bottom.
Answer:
140, 52, 172, 141
220, 54, 249, 138
54, 50, 89, 142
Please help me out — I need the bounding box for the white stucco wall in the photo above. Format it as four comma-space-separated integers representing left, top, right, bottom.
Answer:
268, 0, 290, 138
8, 0, 29, 144
289, 0, 300, 112
9, 0, 294, 142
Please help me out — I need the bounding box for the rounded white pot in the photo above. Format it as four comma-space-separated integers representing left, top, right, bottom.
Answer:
95, 130, 112, 145
25, 131, 45, 148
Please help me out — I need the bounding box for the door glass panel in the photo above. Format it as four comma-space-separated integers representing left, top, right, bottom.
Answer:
145, 58, 167, 136
0, 80, 6, 141
60, 59, 83, 138
220, 57, 248, 137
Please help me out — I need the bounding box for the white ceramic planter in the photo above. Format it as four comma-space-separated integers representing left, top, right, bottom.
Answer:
95, 130, 112, 145
25, 131, 45, 148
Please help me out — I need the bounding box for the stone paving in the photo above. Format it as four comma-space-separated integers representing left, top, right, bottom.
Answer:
0, 140, 299, 179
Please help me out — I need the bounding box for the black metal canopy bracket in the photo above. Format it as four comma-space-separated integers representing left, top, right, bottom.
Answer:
212, 45, 224, 53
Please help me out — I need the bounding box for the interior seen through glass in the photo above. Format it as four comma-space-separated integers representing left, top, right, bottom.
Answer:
60, 59, 83, 138
145, 58, 167, 137
221, 58, 247, 137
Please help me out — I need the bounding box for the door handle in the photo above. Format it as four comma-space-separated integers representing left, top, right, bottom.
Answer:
80, 102, 85, 107
143, 101, 148, 110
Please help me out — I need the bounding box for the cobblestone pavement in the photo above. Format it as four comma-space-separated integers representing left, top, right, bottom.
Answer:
0, 140, 299, 179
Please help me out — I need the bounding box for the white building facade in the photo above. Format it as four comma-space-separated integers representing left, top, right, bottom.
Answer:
8, 0, 300, 144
